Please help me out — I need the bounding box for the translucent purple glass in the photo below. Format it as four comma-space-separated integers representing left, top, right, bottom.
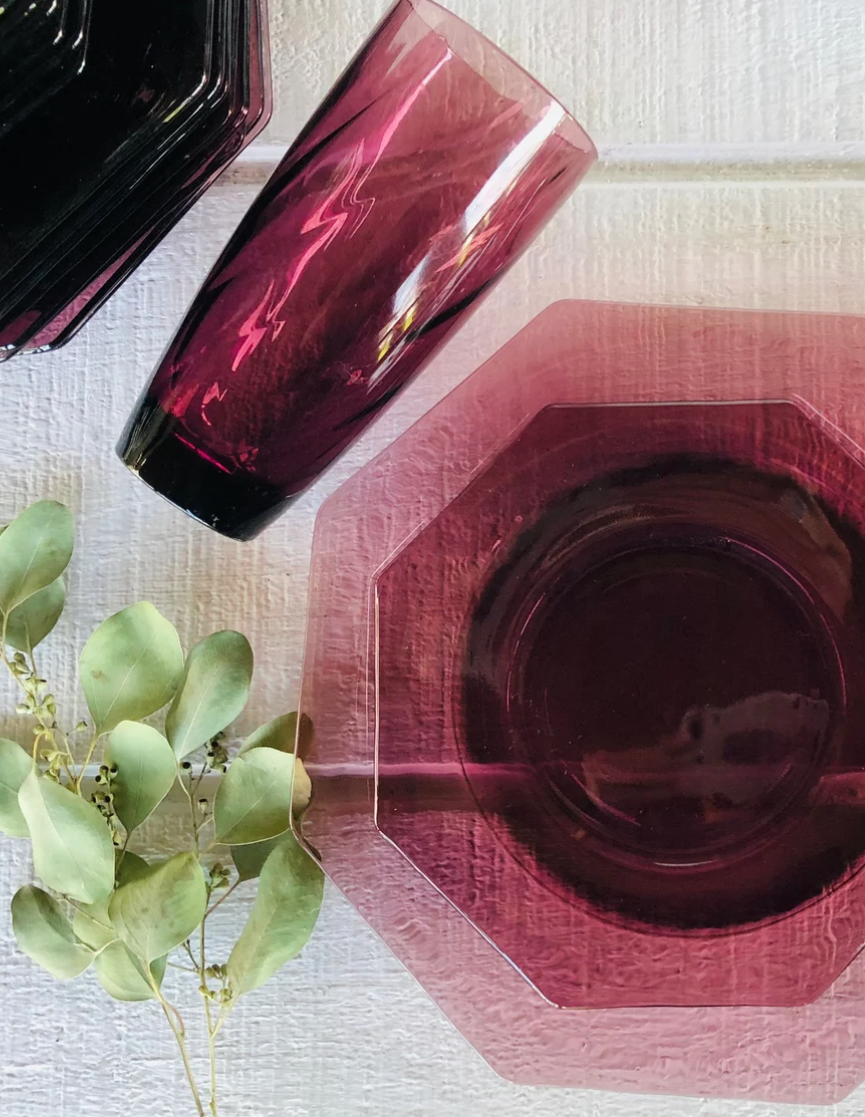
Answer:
19, 0, 272, 354
377, 400, 865, 1009
0, 0, 270, 357
295, 301, 865, 1102
118, 0, 596, 540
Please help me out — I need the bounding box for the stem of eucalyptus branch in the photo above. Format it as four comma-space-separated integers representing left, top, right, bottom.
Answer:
205, 996, 219, 1117
74, 731, 102, 793
204, 879, 239, 921
26, 646, 74, 783
146, 966, 206, 1117
199, 911, 220, 1117
178, 768, 201, 855
0, 611, 76, 778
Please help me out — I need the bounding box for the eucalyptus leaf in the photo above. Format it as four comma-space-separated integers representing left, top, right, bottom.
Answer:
228, 755, 318, 881
0, 738, 32, 837
72, 902, 116, 952
109, 852, 207, 963
79, 602, 184, 734
82, 849, 168, 999
18, 770, 115, 903
11, 885, 93, 980
226, 835, 323, 999
106, 721, 177, 833
166, 631, 253, 760
94, 943, 166, 1002
5, 577, 65, 654
0, 501, 74, 615
292, 757, 312, 816
73, 852, 151, 951
230, 835, 285, 883
213, 747, 295, 846
238, 712, 314, 758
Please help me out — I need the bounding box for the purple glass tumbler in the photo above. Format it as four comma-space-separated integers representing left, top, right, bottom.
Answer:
119, 0, 596, 539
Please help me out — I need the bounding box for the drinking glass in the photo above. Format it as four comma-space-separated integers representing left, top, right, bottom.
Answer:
118, 0, 596, 539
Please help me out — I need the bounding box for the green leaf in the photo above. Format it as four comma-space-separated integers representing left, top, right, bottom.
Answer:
213, 747, 296, 846
231, 835, 286, 883
5, 577, 65, 654
109, 851, 207, 963
238, 712, 314, 758
291, 757, 312, 816
18, 770, 115, 903
73, 851, 151, 951
116, 850, 152, 884
94, 944, 166, 1002
226, 835, 323, 999
11, 885, 93, 980
88, 852, 167, 1000
0, 738, 32, 837
166, 631, 254, 760
106, 721, 177, 833
79, 602, 184, 735
72, 903, 116, 952
0, 501, 74, 615
228, 754, 313, 882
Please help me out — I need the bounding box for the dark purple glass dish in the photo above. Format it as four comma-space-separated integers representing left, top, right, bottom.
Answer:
0, 0, 271, 357
118, 0, 596, 540
0, 0, 91, 139
18, 0, 272, 354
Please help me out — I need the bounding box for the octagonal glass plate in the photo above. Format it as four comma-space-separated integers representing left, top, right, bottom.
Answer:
296, 299, 865, 1104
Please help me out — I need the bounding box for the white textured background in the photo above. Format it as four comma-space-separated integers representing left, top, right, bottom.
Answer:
2, 0, 865, 1114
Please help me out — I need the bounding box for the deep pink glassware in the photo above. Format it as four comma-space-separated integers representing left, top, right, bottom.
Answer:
0, 0, 271, 358
378, 400, 865, 1010
118, 0, 596, 540
295, 301, 865, 1102
19, 0, 272, 354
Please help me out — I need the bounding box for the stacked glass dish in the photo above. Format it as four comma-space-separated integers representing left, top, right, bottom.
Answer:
0, 0, 271, 358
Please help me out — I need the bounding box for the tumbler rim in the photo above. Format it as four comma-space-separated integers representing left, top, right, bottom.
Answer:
406, 0, 597, 161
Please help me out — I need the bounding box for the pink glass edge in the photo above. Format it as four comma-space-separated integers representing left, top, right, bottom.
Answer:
406, 0, 597, 160
293, 301, 865, 1103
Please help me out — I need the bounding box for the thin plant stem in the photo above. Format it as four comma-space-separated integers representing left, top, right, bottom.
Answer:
177, 772, 194, 809
199, 907, 207, 975
116, 829, 132, 874
204, 995, 219, 1117
198, 893, 219, 1116
212, 1002, 234, 1040
26, 646, 76, 782
0, 616, 75, 779
55, 743, 75, 783
183, 939, 199, 970
74, 731, 102, 793
204, 879, 239, 921
146, 967, 205, 1117
178, 770, 201, 854
191, 763, 208, 797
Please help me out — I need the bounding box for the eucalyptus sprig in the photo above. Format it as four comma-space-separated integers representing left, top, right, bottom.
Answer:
0, 501, 323, 1116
